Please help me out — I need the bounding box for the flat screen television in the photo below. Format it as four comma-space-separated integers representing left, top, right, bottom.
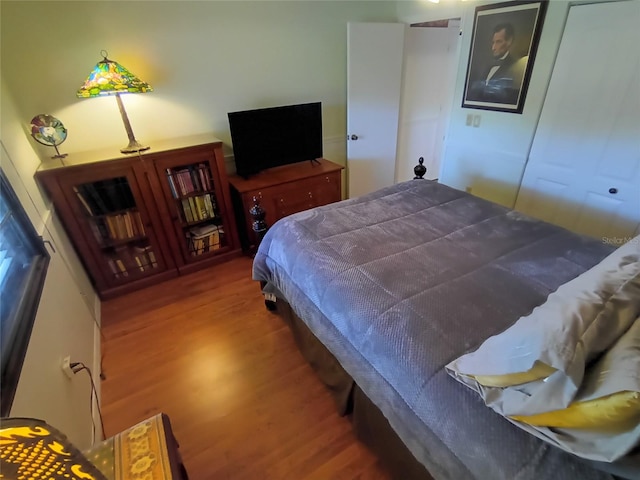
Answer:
228, 102, 323, 178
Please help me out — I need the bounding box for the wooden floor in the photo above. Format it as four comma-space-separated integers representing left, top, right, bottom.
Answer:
101, 256, 391, 480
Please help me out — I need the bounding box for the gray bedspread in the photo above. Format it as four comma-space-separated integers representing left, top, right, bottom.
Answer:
252, 180, 620, 480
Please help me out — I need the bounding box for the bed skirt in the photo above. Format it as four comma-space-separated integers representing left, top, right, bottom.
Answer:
275, 300, 434, 479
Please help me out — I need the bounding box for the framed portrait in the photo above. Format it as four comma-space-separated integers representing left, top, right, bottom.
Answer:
462, 0, 548, 113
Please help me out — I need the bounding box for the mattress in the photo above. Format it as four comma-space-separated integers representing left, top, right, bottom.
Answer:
253, 180, 619, 480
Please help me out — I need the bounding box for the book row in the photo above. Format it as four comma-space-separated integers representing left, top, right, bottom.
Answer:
167, 164, 213, 198
188, 224, 223, 256
180, 193, 217, 224
107, 245, 158, 279
90, 211, 146, 244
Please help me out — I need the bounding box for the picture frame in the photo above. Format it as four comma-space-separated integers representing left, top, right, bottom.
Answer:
462, 0, 548, 114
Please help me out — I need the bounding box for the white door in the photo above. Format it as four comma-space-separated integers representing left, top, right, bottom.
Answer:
347, 23, 405, 198
515, 1, 640, 240
396, 23, 461, 182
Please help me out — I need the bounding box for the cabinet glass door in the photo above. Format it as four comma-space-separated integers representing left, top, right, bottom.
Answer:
153, 147, 234, 265
167, 164, 225, 254
61, 170, 170, 287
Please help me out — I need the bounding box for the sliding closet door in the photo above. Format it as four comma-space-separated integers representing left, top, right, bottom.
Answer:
516, 1, 640, 239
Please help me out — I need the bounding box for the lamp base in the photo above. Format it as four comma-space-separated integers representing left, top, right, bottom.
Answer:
121, 139, 150, 154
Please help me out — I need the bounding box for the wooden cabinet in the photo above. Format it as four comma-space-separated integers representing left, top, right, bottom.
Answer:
36, 135, 241, 299
228, 158, 344, 251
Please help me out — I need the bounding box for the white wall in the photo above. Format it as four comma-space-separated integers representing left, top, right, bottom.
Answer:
395, 1, 590, 209
1, 80, 101, 449
7, 215, 101, 450
396, 0, 464, 25
1, 0, 397, 164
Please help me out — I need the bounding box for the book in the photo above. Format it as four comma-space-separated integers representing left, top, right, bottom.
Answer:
114, 214, 126, 239
148, 250, 157, 268
178, 169, 193, 194
204, 194, 215, 218
188, 197, 198, 221
107, 259, 120, 279
194, 195, 208, 220
188, 225, 220, 255
191, 238, 202, 256
123, 212, 134, 238
105, 215, 118, 240
198, 166, 208, 192
181, 199, 194, 223
167, 169, 178, 198
184, 170, 195, 193
210, 230, 221, 250
134, 245, 158, 269
115, 259, 128, 277
189, 167, 201, 192
134, 255, 145, 272
173, 169, 185, 196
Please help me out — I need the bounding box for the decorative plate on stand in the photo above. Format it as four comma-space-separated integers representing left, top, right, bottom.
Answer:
30, 114, 68, 159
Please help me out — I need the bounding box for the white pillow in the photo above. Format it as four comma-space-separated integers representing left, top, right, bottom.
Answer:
446, 235, 640, 416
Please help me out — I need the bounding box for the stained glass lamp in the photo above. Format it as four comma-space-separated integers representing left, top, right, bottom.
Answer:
77, 50, 153, 154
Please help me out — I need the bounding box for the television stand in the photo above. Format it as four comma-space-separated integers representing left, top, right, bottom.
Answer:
228, 158, 344, 253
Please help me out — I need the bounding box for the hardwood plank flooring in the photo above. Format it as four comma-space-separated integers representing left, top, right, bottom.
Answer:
101, 256, 391, 480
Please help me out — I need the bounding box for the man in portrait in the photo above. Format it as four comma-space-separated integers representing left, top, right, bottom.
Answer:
467, 22, 527, 105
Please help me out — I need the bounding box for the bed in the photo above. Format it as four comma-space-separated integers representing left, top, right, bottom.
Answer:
252, 178, 640, 480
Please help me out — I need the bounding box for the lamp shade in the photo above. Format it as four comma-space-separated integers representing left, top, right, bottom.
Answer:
76, 51, 152, 153
77, 52, 152, 98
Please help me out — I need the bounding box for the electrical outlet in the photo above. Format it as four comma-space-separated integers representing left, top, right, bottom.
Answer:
465, 114, 473, 126
61, 356, 74, 379
473, 115, 481, 127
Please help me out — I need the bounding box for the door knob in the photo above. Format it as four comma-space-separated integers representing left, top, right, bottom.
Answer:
350, 134, 359, 141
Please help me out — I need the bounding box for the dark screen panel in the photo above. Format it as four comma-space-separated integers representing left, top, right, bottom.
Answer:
228, 102, 323, 178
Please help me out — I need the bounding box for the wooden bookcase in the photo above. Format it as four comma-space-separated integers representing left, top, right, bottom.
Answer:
228, 158, 344, 252
36, 134, 241, 299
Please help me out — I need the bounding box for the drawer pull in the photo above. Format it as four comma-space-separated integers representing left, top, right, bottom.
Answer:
325, 176, 330, 183
308, 192, 313, 199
